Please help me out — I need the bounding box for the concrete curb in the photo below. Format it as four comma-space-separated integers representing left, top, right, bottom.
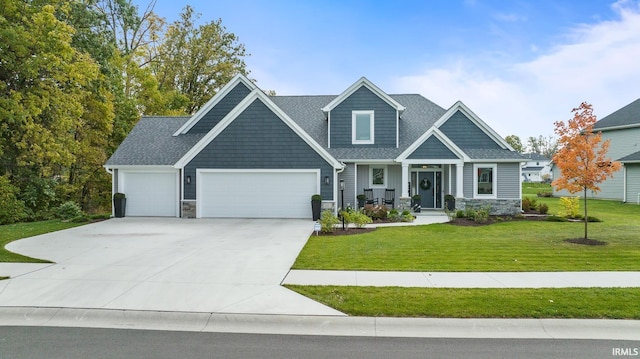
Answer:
1, 307, 638, 340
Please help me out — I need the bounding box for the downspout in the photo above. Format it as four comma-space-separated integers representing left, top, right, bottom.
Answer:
104, 166, 114, 217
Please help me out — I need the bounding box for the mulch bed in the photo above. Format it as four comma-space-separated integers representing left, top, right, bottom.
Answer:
564, 238, 607, 246
313, 227, 377, 236
448, 214, 548, 227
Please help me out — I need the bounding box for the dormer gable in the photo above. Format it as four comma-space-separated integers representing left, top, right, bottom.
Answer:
322, 77, 405, 113
173, 74, 257, 135
323, 77, 405, 148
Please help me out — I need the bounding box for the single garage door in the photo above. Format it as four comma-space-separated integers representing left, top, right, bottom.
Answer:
122, 171, 178, 217
198, 170, 319, 218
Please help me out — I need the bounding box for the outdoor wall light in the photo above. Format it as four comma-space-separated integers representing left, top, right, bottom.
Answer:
324, 176, 330, 185
339, 179, 344, 190
186, 176, 191, 184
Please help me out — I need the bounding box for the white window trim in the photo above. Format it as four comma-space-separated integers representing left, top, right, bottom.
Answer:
352, 110, 374, 144
369, 165, 387, 188
473, 164, 497, 199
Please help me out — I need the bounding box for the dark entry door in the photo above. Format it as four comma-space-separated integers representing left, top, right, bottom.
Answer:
418, 172, 435, 209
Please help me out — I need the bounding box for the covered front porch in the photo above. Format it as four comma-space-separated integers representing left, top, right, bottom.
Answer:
337, 161, 463, 211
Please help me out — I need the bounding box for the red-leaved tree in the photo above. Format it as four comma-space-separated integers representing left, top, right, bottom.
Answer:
552, 102, 621, 240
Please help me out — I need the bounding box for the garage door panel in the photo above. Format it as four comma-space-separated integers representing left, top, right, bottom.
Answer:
199, 171, 318, 218
123, 172, 177, 217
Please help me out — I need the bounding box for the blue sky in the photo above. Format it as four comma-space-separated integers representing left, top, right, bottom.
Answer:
140, 0, 640, 142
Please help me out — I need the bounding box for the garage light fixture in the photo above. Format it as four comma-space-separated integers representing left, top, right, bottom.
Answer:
186, 176, 191, 184
324, 176, 330, 185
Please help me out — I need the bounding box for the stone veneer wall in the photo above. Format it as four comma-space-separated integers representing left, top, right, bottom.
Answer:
181, 200, 196, 218
456, 198, 521, 216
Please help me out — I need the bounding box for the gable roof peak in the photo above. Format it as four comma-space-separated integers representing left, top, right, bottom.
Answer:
321, 76, 406, 113
172, 73, 257, 136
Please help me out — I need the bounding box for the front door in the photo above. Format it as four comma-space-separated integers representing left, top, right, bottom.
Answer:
418, 172, 435, 209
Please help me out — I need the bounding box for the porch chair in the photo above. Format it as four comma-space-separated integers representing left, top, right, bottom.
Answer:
383, 188, 395, 209
363, 188, 378, 205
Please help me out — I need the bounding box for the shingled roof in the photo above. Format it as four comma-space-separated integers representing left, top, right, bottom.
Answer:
106, 117, 204, 166
594, 98, 640, 130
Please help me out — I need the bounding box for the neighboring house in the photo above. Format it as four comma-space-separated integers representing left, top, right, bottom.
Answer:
521, 153, 551, 183
552, 98, 640, 203
105, 74, 525, 218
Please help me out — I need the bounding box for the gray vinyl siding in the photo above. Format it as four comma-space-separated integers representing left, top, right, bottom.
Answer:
449, 164, 457, 196
187, 83, 251, 133
330, 87, 397, 148
184, 99, 335, 200
357, 165, 369, 196
439, 111, 502, 150
626, 165, 640, 204
354, 164, 401, 205
497, 163, 521, 198
339, 163, 356, 208
463, 162, 520, 199
408, 136, 459, 159
553, 127, 639, 201
463, 165, 473, 198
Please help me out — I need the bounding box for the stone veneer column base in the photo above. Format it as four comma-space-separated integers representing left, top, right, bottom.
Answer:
398, 197, 411, 211
456, 198, 522, 216
181, 200, 196, 218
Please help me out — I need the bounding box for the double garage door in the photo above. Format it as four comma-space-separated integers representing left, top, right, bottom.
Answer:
198, 170, 319, 218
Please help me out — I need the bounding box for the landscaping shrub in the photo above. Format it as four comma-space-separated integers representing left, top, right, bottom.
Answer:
401, 210, 414, 222
473, 206, 491, 223
388, 208, 401, 222
455, 210, 465, 218
55, 201, 84, 220
362, 204, 388, 220
0, 175, 27, 224
587, 216, 602, 222
350, 211, 373, 228
522, 197, 538, 212
537, 191, 553, 197
558, 197, 580, 218
546, 215, 569, 222
319, 210, 340, 233
464, 207, 476, 219
538, 203, 549, 214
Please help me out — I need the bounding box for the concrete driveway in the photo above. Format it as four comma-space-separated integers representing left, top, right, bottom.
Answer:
0, 218, 343, 316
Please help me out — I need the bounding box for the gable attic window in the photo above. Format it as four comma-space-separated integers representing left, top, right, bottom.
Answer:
352, 111, 374, 144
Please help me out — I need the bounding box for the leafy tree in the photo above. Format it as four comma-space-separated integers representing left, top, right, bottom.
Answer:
552, 102, 621, 240
153, 5, 249, 113
527, 135, 558, 158
505, 135, 524, 153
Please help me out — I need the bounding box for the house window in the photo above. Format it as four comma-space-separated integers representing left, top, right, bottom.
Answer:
352, 111, 374, 144
474, 164, 497, 198
370, 166, 386, 187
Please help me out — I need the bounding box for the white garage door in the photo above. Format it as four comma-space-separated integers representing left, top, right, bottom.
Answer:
198, 170, 319, 218
122, 172, 178, 217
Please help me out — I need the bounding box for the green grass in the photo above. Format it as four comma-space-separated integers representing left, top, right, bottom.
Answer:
286, 285, 640, 319
293, 198, 640, 272
0, 220, 85, 263
522, 182, 552, 196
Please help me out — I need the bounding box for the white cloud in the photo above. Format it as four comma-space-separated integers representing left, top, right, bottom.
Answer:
392, 1, 640, 141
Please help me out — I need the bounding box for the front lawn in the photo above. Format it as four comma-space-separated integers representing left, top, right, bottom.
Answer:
0, 220, 85, 263
286, 286, 640, 319
293, 198, 640, 272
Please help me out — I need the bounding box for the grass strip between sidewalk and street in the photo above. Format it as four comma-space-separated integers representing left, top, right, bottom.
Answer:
286, 285, 640, 319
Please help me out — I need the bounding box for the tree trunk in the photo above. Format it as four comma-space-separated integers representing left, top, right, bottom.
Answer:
584, 188, 588, 239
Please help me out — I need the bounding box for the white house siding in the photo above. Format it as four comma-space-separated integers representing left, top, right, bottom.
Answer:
626, 164, 640, 204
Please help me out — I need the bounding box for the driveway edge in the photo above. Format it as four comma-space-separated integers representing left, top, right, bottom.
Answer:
0, 307, 638, 340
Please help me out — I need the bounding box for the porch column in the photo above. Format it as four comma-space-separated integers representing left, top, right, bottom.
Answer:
456, 163, 464, 198
401, 163, 409, 197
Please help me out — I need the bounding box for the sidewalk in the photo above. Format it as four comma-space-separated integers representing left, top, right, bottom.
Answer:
283, 270, 640, 288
